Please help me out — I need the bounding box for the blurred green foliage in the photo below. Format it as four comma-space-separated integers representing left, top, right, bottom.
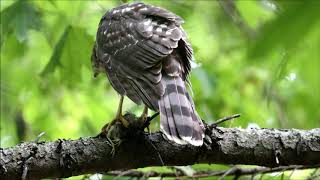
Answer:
1, 0, 319, 179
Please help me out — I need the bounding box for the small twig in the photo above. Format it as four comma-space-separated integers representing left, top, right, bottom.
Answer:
308, 168, 319, 180
250, 173, 256, 180
81, 174, 90, 180
21, 165, 28, 180
140, 112, 164, 166
218, 0, 256, 39
145, 134, 164, 166
143, 112, 160, 129
105, 165, 320, 179
308, 174, 320, 180
258, 173, 265, 180
115, 170, 134, 180
171, 166, 195, 177
218, 166, 237, 180
210, 114, 240, 128
286, 167, 296, 180
149, 112, 160, 122
34, 132, 46, 143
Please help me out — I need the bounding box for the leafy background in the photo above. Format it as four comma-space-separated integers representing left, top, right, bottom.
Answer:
1, 0, 319, 179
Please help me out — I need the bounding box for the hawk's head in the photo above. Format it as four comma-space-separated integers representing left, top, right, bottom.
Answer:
91, 44, 105, 78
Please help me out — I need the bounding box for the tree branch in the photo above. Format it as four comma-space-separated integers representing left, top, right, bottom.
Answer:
106, 165, 320, 179
1, 114, 319, 180
218, 0, 257, 39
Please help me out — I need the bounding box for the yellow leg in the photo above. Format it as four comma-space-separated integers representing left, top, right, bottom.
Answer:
115, 95, 129, 128
100, 95, 129, 156
101, 95, 129, 133
140, 105, 150, 132
140, 105, 148, 121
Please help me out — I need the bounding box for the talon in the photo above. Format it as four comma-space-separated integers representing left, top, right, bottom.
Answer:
106, 136, 121, 157
106, 137, 116, 156
105, 124, 123, 157
119, 115, 129, 128
99, 95, 128, 156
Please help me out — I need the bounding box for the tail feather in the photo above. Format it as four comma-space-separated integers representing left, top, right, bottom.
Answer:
186, 91, 205, 135
162, 88, 187, 145
190, 110, 204, 146
159, 99, 170, 138
168, 77, 193, 141
159, 75, 204, 146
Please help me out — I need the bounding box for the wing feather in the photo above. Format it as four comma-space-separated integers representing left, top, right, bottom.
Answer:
95, 2, 191, 110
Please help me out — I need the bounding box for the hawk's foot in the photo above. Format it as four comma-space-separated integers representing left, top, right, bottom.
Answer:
106, 135, 122, 157
118, 115, 129, 128
100, 116, 129, 156
101, 115, 129, 133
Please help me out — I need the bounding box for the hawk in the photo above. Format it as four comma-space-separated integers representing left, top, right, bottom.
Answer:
92, 2, 204, 146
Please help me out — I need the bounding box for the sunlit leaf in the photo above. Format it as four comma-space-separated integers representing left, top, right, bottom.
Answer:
59, 26, 94, 85
41, 26, 71, 76
41, 25, 94, 85
249, 2, 320, 59
0, 0, 41, 43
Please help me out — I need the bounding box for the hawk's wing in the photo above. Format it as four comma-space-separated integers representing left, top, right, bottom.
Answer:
95, 3, 192, 110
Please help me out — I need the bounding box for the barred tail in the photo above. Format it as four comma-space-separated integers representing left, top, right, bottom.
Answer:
159, 75, 204, 146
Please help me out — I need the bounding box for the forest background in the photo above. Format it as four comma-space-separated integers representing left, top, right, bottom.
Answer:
1, 0, 319, 179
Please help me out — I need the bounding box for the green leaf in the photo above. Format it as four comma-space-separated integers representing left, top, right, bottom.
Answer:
40, 26, 71, 76
249, 2, 320, 59
59, 26, 94, 86
41, 25, 94, 86
0, 0, 42, 43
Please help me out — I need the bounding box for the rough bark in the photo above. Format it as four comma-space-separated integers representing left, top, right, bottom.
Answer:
1, 115, 320, 180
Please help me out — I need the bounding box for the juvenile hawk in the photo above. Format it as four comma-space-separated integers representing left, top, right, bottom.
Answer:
92, 2, 204, 146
